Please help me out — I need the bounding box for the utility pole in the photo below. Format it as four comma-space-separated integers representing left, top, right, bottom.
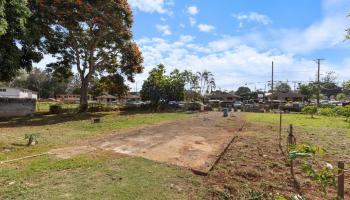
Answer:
271, 61, 274, 93
314, 59, 324, 105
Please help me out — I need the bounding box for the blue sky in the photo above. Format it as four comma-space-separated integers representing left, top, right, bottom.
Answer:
36, 0, 350, 91
128, 0, 350, 91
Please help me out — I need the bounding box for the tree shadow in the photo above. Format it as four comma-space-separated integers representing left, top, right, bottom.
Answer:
0, 112, 108, 128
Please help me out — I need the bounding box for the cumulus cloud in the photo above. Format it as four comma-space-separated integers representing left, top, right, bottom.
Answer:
129, 0, 171, 14
198, 24, 215, 32
132, 35, 327, 91
232, 12, 272, 25
156, 24, 172, 36
187, 6, 199, 15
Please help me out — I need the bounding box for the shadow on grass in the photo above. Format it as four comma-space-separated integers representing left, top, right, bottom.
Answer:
118, 109, 193, 116
0, 112, 108, 128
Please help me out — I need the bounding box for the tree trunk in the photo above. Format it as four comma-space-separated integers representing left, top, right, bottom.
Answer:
79, 79, 89, 112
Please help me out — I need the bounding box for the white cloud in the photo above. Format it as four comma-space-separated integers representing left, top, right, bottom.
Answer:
129, 0, 171, 14
187, 6, 199, 15
189, 17, 196, 26
156, 24, 172, 36
232, 12, 272, 25
132, 35, 328, 91
198, 24, 215, 32
279, 15, 350, 53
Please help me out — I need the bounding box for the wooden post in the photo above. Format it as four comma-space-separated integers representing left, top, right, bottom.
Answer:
338, 161, 345, 199
278, 111, 285, 156
287, 124, 296, 146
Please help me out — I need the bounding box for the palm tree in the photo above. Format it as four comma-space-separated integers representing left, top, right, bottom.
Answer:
197, 70, 214, 95
207, 77, 216, 94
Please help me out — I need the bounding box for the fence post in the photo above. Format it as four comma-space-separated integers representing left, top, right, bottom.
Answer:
338, 161, 345, 199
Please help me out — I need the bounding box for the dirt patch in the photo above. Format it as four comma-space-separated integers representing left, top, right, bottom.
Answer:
205, 113, 350, 199
90, 112, 243, 174
48, 146, 97, 159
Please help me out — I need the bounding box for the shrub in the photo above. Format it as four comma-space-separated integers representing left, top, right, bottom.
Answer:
302, 105, 318, 118
184, 102, 203, 111
337, 105, 350, 122
319, 107, 335, 117
49, 104, 62, 114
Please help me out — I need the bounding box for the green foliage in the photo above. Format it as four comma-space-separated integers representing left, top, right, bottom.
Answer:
0, 0, 43, 82
49, 104, 62, 114
302, 105, 318, 118
36, 0, 143, 111
318, 107, 336, 117
299, 83, 317, 99
336, 93, 347, 101
235, 86, 251, 97
24, 133, 40, 146
275, 82, 291, 93
140, 64, 185, 110
301, 163, 336, 193
288, 143, 325, 161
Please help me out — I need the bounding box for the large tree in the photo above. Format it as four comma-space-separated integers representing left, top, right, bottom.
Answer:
140, 64, 185, 110
275, 82, 291, 93
37, 0, 143, 112
235, 86, 251, 97
0, 0, 43, 82
197, 70, 214, 95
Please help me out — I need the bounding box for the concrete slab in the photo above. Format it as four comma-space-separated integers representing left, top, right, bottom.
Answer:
91, 112, 237, 173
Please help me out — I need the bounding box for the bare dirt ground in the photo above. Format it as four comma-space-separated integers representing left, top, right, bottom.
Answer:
206, 113, 350, 200
89, 112, 243, 173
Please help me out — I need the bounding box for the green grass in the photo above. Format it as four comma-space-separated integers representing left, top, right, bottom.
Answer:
0, 112, 193, 161
36, 102, 80, 113
245, 112, 350, 129
0, 111, 205, 199
0, 153, 205, 200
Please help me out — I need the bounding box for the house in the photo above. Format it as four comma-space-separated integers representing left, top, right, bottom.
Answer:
267, 91, 305, 102
205, 91, 241, 103
124, 93, 142, 102
0, 87, 38, 99
96, 94, 117, 103
0, 87, 37, 117
57, 94, 80, 103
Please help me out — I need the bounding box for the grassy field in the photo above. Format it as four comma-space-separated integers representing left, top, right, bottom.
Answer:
246, 112, 350, 129
0, 111, 205, 200
1, 111, 349, 199
0, 112, 193, 160
1, 152, 204, 200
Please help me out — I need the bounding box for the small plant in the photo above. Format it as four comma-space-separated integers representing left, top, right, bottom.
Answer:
302, 105, 318, 118
301, 163, 337, 193
25, 133, 40, 146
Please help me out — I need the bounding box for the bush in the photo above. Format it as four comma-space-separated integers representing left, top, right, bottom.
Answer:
319, 107, 336, 117
302, 105, 318, 118
49, 104, 62, 114
184, 102, 203, 111
88, 103, 118, 112
337, 105, 350, 122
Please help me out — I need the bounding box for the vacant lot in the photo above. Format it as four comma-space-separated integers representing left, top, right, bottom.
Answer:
207, 113, 350, 199
1, 111, 349, 199
0, 112, 206, 200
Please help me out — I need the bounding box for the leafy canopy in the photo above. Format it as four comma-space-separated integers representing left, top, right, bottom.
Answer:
140, 64, 185, 108
0, 0, 43, 82
36, 0, 143, 111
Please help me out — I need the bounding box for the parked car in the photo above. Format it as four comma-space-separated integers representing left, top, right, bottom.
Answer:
126, 100, 145, 108
233, 101, 242, 110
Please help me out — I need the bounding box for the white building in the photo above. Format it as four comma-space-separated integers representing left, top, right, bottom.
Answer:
0, 87, 38, 100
